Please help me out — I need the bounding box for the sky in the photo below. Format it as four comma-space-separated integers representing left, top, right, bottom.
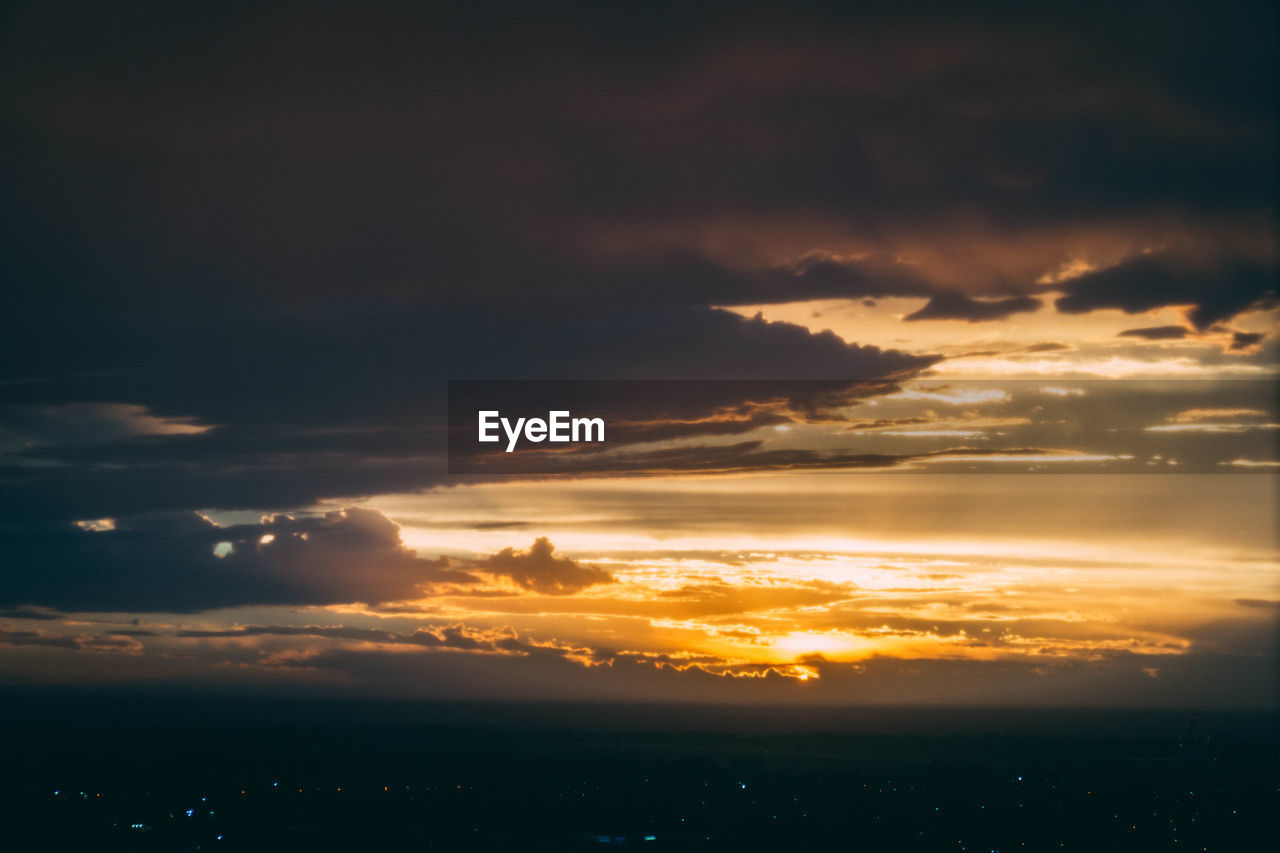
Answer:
1, 0, 1276, 709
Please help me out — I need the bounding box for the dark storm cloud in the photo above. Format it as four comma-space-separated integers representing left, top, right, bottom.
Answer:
0, 508, 471, 612
0, 501, 619, 612
1230, 331, 1266, 350
721, 252, 942, 304
904, 292, 1042, 322
0, 423, 451, 523
1117, 325, 1191, 340
3, 0, 1272, 313
1053, 252, 1277, 329
0, 312, 936, 522
0, 0, 1275, 527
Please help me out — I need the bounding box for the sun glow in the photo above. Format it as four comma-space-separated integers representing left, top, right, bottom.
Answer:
771, 631, 872, 659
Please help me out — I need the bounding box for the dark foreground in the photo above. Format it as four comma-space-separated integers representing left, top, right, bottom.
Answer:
0, 697, 1275, 851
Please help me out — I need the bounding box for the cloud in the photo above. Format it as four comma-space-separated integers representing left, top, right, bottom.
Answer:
0, 628, 140, 653
1168, 407, 1268, 423
0, 607, 63, 621
731, 252, 941, 304
0, 508, 470, 612
1053, 253, 1276, 329
176, 622, 524, 654
0, 309, 936, 525
474, 538, 615, 595
1230, 331, 1265, 350
1117, 325, 1190, 340
0, 403, 211, 454
905, 292, 1042, 322
139, 635, 1277, 709
0, 629, 81, 650
0, 0, 1275, 713
453, 440, 1114, 478
1, 1, 1273, 530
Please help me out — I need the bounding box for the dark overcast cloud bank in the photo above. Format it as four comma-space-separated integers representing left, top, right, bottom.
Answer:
0, 505, 622, 611
1052, 252, 1276, 330
0, 507, 455, 611
2, 0, 1276, 523
905, 292, 1043, 322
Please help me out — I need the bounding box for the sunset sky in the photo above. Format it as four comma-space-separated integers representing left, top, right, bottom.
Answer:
1, 1, 1276, 709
